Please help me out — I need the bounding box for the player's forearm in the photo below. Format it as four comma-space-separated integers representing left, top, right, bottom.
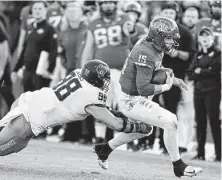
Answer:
176, 50, 189, 61
137, 82, 170, 96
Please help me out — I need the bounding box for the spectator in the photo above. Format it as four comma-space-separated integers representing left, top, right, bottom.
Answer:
182, 6, 200, 38
187, 27, 221, 161
12, 1, 57, 92
59, 3, 87, 73
160, 1, 196, 153
195, 0, 221, 49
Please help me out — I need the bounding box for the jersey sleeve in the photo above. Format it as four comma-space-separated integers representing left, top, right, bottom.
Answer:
83, 89, 108, 114
133, 50, 155, 69
133, 50, 156, 96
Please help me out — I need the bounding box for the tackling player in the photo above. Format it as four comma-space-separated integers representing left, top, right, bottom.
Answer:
0, 60, 152, 157
93, 17, 202, 177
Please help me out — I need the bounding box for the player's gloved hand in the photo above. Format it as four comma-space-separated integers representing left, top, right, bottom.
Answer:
162, 72, 174, 92
132, 122, 153, 135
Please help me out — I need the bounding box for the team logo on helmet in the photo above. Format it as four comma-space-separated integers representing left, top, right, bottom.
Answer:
96, 64, 109, 77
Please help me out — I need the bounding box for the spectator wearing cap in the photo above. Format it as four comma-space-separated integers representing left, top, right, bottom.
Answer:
195, 0, 221, 49
187, 27, 221, 162
160, 1, 196, 153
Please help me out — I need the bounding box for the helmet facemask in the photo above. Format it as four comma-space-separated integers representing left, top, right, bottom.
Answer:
160, 34, 179, 53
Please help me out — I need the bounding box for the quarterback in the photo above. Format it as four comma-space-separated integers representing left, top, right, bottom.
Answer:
94, 17, 202, 177
0, 60, 152, 157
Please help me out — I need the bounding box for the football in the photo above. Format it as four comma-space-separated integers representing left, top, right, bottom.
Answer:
151, 68, 173, 84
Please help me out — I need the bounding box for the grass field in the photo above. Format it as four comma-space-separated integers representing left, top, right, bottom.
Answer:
0, 140, 220, 180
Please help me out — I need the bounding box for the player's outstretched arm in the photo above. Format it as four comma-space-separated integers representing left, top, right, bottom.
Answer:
85, 104, 152, 134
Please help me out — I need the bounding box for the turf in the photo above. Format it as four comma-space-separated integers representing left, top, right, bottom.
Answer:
0, 140, 220, 180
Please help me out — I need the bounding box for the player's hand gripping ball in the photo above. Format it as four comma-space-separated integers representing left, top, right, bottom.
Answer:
151, 68, 174, 84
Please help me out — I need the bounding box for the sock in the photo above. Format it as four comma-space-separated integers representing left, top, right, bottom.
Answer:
108, 133, 146, 149
173, 159, 187, 167
99, 143, 113, 161
162, 123, 181, 162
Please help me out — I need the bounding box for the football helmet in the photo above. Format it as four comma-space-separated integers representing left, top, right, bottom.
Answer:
123, 1, 142, 19
97, 0, 117, 19
81, 60, 111, 91
148, 17, 180, 52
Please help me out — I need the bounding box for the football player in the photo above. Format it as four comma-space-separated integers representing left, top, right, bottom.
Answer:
0, 60, 152, 157
46, 1, 64, 32
123, 1, 148, 47
93, 17, 202, 177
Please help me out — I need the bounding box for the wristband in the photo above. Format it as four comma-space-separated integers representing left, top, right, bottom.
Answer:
161, 84, 169, 92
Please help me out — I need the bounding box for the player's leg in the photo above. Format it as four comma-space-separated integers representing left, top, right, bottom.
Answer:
95, 98, 202, 176
109, 100, 180, 161
0, 115, 34, 156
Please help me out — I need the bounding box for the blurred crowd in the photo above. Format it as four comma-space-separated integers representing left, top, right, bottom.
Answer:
0, 0, 221, 162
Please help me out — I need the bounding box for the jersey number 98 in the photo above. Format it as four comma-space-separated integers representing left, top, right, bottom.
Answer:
53, 71, 82, 101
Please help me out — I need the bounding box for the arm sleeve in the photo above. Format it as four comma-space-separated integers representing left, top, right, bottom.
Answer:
44, 26, 58, 73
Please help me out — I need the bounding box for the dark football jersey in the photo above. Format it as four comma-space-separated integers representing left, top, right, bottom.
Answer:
120, 38, 164, 96
89, 14, 131, 70
130, 22, 148, 46
46, 4, 63, 32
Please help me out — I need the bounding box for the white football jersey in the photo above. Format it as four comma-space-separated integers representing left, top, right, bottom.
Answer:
18, 69, 107, 135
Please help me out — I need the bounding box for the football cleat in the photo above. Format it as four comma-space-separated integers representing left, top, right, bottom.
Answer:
97, 159, 108, 170
93, 143, 113, 170
174, 165, 202, 177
